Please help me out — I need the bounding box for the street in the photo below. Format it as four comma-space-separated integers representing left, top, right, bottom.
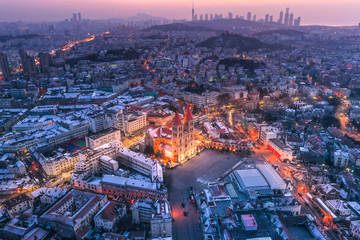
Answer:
167, 150, 246, 240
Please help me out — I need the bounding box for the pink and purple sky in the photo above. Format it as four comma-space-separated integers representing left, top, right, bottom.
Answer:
0, 0, 359, 26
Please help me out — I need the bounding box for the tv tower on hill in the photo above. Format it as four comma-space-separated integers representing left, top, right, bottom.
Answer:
192, 0, 195, 21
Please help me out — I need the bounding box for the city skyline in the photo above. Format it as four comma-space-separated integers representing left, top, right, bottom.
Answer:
0, 0, 360, 26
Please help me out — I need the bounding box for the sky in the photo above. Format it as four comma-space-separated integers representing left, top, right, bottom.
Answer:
0, 0, 360, 26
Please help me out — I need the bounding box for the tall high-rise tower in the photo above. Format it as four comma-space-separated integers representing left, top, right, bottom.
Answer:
39, 52, 52, 73
0, 52, 11, 81
72, 13, 77, 22
289, 13, 294, 26
284, 8, 290, 26
278, 11, 283, 24
78, 13, 82, 22
294, 17, 301, 27
19, 50, 37, 78
247, 12, 252, 21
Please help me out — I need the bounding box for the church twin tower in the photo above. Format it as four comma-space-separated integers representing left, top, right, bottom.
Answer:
172, 106, 195, 163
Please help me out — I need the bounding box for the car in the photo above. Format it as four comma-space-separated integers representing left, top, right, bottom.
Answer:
183, 211, 188, 216
189, 194, 195, 204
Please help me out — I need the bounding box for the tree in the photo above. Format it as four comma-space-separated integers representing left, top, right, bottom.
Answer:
217, 93, 230, 106
144, 144, 154, 154
155, 150, 164, 159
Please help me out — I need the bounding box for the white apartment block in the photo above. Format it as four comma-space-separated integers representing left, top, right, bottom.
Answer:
260, 125, 277, 143
150, 199, 172, 239
86, 128, 121, 150
124, 112, 147, 134
118, 147, 163, 182
100, 156, 119, 175
185, 91, 220, 108
131, 199, 155, 224
334, 150, 349, 168
40, 152, 79, 177
268, 139, 294, 160
76, 140, 121, 174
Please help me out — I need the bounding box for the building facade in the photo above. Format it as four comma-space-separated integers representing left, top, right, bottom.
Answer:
145, 106, 196, 163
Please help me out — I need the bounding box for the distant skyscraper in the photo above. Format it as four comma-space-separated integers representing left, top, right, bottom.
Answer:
270, 15, 273, 22
72, 13, 77, 22
39, 52, 52, 73
289, 13, 294, 26
284, 8, 290, 26
294, 17, 301, 27
253, 15, 256, 22
0, 52, 11, 81
194, 14, 198, 21
200, 14, 203, 21
210, 13, 213, 21
278, 11, 283, 24
78, 13, 81, 22
228, 12, 233, 19
265, 14, 269, 22
205, 14, 208, 21
247, 12, 251, 21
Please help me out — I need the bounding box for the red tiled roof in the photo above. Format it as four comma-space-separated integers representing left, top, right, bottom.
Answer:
98, 201, 123, 222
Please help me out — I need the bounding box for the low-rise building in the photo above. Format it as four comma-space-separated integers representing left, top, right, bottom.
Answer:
38, 189, 108, 239
150, 199, 172, 239
260, 126, 277, 144
2, 193, 34, 216
334, 150, 349, 168
86, 128, 121, 150
131, 199, 155, 224
76, 140, 121, 174
37, 150, 79, 177
118, 147, 163, 182
94, 201, 126, 232
2, 213, 37, 240
100, 156, 119, 175
325, 199, 351, 216
350, 220, 360, 239
147, 109, 174, 126
72, 174, 167, 200
268, 138, 293, 160
124, 112, 147, 135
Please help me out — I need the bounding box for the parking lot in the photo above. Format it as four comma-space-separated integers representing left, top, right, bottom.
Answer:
167, 150, 246, 240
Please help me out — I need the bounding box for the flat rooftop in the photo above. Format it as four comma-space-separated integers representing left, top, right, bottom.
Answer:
234, 169, 269, 189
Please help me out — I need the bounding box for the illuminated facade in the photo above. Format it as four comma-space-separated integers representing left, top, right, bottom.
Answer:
145, 106, 196, 163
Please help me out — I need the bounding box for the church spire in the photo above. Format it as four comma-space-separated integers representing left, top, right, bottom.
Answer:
184, 105, 194, 124
173, 111, 183, 126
